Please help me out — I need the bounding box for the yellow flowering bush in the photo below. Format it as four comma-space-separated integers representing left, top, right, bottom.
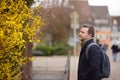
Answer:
0, 0, 44, 79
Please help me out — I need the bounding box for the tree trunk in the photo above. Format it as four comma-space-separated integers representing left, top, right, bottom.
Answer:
21, 42, 33, 80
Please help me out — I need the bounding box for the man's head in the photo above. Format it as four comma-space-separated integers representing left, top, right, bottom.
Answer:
79, 24, 95, 42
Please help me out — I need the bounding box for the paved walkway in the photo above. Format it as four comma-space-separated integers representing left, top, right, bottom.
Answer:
32, 56, 67, 71
32, 50, 120, 80
32, 56, 68, 80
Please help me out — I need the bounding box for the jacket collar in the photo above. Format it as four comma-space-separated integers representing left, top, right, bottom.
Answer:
81, 38, 94, 49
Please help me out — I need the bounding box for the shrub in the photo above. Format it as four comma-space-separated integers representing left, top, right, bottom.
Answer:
0, 0, 44, 79
35, 46, 53, 56
34, 44, 71, 56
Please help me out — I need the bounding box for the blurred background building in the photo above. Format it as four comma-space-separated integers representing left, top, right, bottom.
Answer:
32, 0, 120, 54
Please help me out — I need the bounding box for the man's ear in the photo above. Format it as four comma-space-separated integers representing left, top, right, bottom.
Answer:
88, 34, 92, 37
88, 34, 92, 38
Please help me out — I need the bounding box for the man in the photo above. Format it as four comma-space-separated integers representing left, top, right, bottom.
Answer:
78, 25, 102, 80
111, 42, 119, 62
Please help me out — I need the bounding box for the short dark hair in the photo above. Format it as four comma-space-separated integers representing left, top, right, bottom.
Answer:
81, 24, 95, 37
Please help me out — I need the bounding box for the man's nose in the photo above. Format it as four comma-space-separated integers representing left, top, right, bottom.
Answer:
79, 32, 81, 36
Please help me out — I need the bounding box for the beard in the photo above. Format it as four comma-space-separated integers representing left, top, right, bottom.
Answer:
79, 37, 84, 42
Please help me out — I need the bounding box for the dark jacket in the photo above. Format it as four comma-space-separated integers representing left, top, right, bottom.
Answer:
111, 44, 119, 53
78, 39, 102, 80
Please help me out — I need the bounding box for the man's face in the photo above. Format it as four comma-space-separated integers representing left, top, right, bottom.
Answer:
79, 27, 91, 42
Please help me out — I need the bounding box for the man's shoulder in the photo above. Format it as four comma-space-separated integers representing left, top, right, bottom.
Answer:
87, 43, 102, 54
86, 43, 102, 59
88, 43, 99, 48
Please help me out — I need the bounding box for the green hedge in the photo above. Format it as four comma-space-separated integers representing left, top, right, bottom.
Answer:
34, 44, 72, 56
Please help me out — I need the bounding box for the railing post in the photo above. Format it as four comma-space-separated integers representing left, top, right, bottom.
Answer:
63, 50, 71, 80
68, 50, 70, 80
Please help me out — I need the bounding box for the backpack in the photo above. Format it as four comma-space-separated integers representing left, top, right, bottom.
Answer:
86, 43, 110, 78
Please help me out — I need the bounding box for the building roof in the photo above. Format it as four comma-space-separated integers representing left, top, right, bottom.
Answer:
68, 0, 91, 24
90, 6, 110, 26
90, 6, 109, 18
111, 16, 120, 26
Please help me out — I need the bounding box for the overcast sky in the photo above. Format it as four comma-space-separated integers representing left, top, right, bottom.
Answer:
88, 0, 120, 16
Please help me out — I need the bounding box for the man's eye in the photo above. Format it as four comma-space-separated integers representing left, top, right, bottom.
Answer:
80, 31, 84, 33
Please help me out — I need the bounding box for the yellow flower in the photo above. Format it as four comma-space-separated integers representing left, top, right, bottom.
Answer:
0, 0, 45, 79
30, 57, 35, 61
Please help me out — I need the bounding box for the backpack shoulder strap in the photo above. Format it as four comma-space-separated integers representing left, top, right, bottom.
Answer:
86, 43, 98, 59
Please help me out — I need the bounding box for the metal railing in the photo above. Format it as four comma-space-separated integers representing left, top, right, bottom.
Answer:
63, 50, 71, 80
